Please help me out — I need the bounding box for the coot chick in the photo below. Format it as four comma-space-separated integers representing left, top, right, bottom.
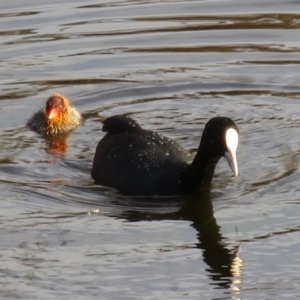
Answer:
91, 115, 239, 196
27, 93, 81, 136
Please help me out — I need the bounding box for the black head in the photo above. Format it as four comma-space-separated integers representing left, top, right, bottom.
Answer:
200, 117, 239, 176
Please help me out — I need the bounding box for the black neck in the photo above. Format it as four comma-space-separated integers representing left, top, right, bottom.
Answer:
181, 147, 221, 194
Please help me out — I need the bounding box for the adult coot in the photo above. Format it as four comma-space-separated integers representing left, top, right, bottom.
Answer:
91, 115, 239, 196
27, 93, 81, 136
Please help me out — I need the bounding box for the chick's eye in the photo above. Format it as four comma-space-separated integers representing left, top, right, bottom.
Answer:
50, 102, 63, 110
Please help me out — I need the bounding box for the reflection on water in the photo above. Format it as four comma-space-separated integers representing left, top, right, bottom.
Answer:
45, 135, 69, 157
0, 0, 300, 299
120, 194, 243, 295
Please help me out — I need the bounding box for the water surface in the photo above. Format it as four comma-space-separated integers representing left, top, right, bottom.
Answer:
0, 0, 300, 299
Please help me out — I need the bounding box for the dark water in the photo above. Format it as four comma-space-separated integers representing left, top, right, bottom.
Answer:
0, 0, 300, 299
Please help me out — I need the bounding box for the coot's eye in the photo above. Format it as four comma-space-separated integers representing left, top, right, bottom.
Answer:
46, 102, 52, 110
53, 103, 62, 110
55, 103, 63, 110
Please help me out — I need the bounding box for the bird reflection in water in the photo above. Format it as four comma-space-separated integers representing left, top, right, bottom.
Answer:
45, 133, 69, 157
184, 196, 243, 295
117, 194, 243, 297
